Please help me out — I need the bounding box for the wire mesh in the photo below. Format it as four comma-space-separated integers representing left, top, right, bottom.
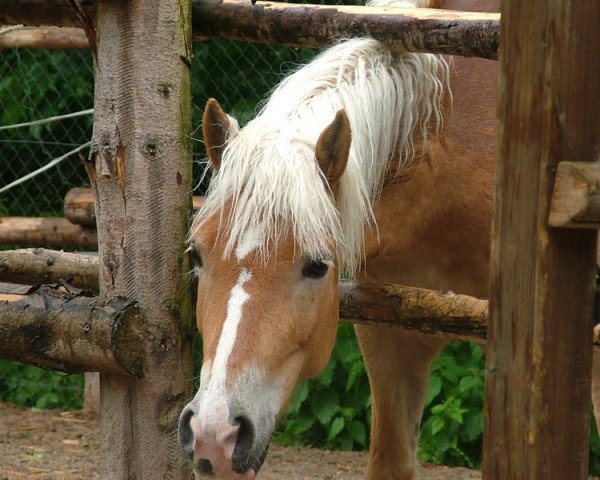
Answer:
0, 35, 319, 407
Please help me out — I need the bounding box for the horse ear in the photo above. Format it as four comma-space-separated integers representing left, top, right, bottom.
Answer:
203, 98, 237, 170
315, 109, 351, 189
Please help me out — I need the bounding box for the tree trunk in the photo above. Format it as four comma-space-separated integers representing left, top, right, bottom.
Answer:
64, 187, 204, 226
0, 283, 143, 376
89, 0, 194, 478
0, 248, 99, 292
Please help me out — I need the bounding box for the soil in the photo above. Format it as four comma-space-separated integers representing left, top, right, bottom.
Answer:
0, 401, 593, 480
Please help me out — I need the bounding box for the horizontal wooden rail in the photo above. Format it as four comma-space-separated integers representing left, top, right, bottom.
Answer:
0, 216, 97, 248
339, 281, 487, 342
1, 248, 490, 342
0, 25, 88, 49
0, 0, 499, 58
0, 248, 98, 291
0, 283, 144, 376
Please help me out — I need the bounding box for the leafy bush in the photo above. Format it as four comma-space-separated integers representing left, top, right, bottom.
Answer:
0, 360, 83, 410
420, 342, 485, 467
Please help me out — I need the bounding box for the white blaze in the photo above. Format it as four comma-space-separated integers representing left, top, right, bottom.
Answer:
195, 268, 252, 432
235, 224, 263, 261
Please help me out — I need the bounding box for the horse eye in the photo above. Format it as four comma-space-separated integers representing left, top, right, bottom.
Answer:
302, 260, 329, 279
188, 247, 203, 269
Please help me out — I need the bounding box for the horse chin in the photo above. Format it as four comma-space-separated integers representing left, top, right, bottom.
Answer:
192, 441, 270, 480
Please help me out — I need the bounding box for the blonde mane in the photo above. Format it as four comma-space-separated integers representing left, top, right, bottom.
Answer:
192, 26, 448, 277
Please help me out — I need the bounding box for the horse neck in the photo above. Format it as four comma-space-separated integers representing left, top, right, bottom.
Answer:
359, 5, 499, 298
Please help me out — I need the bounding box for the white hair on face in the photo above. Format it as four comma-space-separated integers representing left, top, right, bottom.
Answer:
192, 3, 448, 277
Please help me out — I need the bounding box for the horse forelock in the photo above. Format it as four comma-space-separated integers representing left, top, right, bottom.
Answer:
191, 38, 448, 278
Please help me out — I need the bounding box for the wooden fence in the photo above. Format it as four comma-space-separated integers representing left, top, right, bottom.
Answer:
0, 0, 599, 479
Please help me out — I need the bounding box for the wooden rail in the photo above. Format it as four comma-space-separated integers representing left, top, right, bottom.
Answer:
0, 0, 499, 58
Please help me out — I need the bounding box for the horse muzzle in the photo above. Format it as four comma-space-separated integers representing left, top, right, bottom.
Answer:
178, 403, 270, 480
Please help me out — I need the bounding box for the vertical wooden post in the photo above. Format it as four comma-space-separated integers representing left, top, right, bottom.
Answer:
89, 0, 193, 478
484, 1, 600, 479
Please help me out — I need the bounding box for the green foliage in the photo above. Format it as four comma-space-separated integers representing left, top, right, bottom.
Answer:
419, 342, 485, 467
0, 360, 83, 410
276, 323, 371, 450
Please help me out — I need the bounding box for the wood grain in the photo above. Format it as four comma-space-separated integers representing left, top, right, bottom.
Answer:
483, 1, 600, 478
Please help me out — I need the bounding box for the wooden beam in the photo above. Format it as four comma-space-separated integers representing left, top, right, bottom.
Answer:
64, 187, 204, 226
64, 187, 97, 226
483, 1, 600, 478
0, 283, 144, 376
0, 216, 97, 248
339, 282, 487, 342
89, 0, 194, 477
548, 161, 600, 229
0, 248, 490, 342
0, 25, 88, 49
192, 1, 500, 59
0, 0, 500, 59
0, 248, 99, 292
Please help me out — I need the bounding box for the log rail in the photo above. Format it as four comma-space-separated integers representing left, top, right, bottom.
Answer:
0, 0, 499, 59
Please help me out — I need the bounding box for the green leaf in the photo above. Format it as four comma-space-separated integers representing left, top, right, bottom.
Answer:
347, 420, 367, 447
425, 375, 442, 406
431, 416, 445, 436
328, 417, 345, 440
310, 389, 339, 426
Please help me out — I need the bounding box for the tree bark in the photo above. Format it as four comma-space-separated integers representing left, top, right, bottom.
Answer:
0, 216, 97, 248
89, 0, 194, 478
548, 161, 600, 229
0, 248, 99, 292
0, 0, 499, 59
64, 187, 204, 226
339, 282, 487, 342
0, 283, 143, 376
64, 187, 97, 226
0, 25, 88, 49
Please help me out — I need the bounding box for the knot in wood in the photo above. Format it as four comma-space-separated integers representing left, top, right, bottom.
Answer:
141, 138, 163, 159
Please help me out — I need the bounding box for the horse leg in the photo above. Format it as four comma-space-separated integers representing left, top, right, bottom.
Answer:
356, 325, 444, 480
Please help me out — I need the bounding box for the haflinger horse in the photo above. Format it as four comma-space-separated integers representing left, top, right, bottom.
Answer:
178, 0, 502, 479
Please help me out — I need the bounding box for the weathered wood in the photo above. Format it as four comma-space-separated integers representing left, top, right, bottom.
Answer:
0, 0, 87, 27
548, 161, 600, 229
339, 282, 487, 342
64, 187, 204, 226
1, 247, 492, 341
0, 0, 499, 59
0, 25, 88, 49
0, 248, 99, 292
193, 0, 500, 59
64, 187, 97, 226
483, 0, 600, 478
0, 283, 144, 376
89, 0, 194, 478
0, 216, 97, 248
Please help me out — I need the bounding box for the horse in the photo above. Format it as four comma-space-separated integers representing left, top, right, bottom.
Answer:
178, 0, 501, 478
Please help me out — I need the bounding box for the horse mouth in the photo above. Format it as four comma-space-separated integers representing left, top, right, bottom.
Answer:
232, 441, 270, 476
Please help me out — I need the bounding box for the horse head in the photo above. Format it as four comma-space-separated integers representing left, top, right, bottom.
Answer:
178, 98, 351, 479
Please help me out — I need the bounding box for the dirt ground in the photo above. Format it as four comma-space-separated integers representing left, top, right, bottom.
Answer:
0, 401, 587, 480
0, 402, 477, 480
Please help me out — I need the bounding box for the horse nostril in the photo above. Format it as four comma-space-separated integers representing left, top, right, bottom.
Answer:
178, 406, 195, 458
231, 415, 255, 473
197, 458, 214, 474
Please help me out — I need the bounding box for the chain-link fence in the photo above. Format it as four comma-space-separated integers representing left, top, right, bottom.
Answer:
0, 35, 319, 408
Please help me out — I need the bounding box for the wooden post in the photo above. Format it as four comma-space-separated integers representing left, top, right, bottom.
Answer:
483, 1, 600, 479
89, 0, 193, 478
